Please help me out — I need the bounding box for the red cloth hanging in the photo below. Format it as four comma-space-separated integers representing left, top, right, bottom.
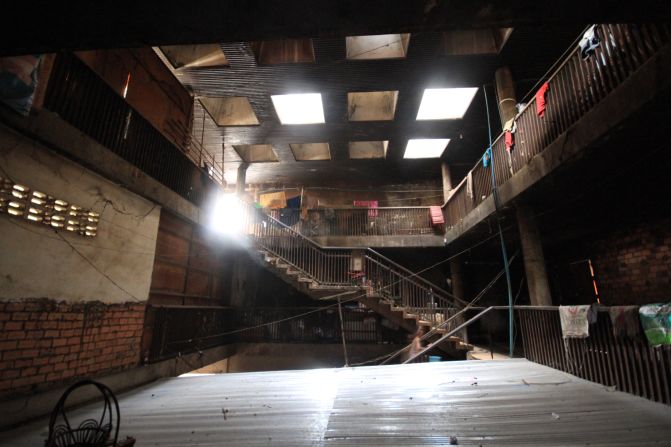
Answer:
353, 200, 378, 217
429, 206, 444, 226
504, 130, 514, 152
535, 82, 550, 118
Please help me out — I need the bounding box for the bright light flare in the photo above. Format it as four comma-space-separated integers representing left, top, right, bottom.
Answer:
209, 193, 246, 236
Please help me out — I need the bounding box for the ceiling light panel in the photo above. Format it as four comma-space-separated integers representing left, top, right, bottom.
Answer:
233, 144, 279, 163
416, 87, 478, 120
346, 34, 411, 60
348, 91, 398, 121
404, 139, 450, 159
199, 97, 259, 126
349, 141, 389, 159
271, 93, 325, 125
290, 143, 331, 161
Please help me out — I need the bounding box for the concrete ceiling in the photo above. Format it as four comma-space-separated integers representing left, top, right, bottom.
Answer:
166, 24, 584, 186
2, 1, 670, 56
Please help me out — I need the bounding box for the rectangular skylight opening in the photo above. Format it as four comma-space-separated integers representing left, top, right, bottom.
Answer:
290, 143, 331, 161
271, 93, 325, 125
348, 91, 398, 121
252, 39, 315, 64
199, 96, 259, 126
349, 141, 389, 159
233, 144, 279, 163
416, 87, 478, 120
404, 139, 450, 159
346, 34, 410, 60
160, 44, 229, 69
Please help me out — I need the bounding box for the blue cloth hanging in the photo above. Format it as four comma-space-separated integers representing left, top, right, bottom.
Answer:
482, 147, 493, 168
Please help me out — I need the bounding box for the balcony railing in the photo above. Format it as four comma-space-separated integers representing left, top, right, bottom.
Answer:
443, 23, 671, 228
288, 207, 438, 237
236, 307, 406, 344
143, 305, 406, 362
518, 307, 671, 406
43, 52, 223, 206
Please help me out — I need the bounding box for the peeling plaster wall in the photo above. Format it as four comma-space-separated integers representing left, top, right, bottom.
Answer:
0, 123, 160, 304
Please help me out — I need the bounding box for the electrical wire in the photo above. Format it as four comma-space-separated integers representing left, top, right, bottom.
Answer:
164, 226, 513, 349
350, 250, 520, 366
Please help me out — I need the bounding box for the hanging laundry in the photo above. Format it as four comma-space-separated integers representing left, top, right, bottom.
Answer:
535, 82, 550, 118
429, 206, 444, 226
559, 305, 596, 338
466, 172, 474, 201
482, 147, 492, 168
608, 306, 641, 338
286, 195, 301, 209
504, 131, 514, 152
259, 191, 287, 209
353, 200, 378, 217
579, 25, 600, 60
639, 304, 671, 346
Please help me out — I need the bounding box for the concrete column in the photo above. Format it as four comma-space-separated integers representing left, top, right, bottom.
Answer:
494, 66, 517, 128
516, 204, 552, 306
441, 162, 454, 202
449, 255, 468, 342
236, 163, 248, 195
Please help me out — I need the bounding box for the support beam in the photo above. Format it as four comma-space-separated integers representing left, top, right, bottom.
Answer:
441, 162, 454, 202
517, 203, 552, 306
495, 66, 517, 127
236, 163, 248, 195
449, 255, 468, 342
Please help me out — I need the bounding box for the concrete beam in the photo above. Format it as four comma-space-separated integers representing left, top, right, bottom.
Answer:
445, 43, 671, 245
2, 2, 671, 56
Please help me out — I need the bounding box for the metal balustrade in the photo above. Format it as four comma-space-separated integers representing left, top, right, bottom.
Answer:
241, 201, 462, 327
443, 23, 671, 228
43, 53, 224, 206
518, 307, 671, 406
296, 207, 438, 237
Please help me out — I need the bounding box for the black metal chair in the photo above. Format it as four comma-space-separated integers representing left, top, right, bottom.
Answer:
45, 380, 120, 447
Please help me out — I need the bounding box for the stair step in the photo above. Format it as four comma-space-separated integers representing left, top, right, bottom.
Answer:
297, 277, 313, 283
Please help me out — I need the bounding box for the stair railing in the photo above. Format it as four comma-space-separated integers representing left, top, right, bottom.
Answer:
239, 200, 463, 314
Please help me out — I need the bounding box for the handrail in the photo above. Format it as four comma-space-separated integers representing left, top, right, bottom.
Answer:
241, 200, 463, 311
402, 306, 495, 364
366, 248, 466, 307
441, 23, 671, 226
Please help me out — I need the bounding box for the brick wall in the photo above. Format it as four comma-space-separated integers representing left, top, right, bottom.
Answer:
591, 217, 671, 306
0, 299, 145, 398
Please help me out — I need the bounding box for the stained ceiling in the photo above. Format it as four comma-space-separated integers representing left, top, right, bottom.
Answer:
156, 23, 582, 187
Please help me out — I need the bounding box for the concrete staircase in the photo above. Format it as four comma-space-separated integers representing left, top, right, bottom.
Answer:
254, 247, 470, 359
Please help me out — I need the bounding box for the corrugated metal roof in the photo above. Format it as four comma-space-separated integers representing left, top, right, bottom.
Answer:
2, 359, 669, 446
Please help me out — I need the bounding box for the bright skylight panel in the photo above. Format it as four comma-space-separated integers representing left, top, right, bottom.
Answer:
404, 139, 450, 159
416, 87, 478, 120
271, 93, 325, 124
